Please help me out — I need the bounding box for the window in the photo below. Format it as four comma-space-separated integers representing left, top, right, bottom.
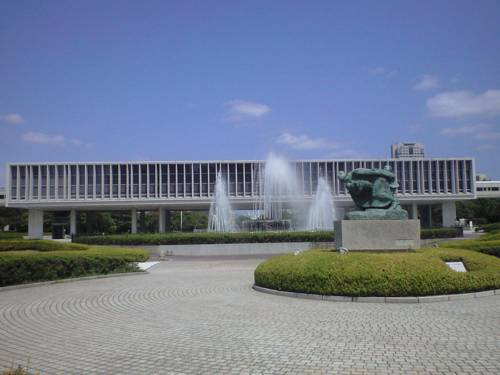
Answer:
177, 164, 184, 196
303, 163, 311, 195
193, 163, 201, 196
237, 163, 244, 195
78, 165, 85, 198
20, 166, 26, 199
244, 163, 252, 196
208, 163, 216, 196
140, 165, 147, 196
201, 164, 209, 196
132, 165, 139, 198
87, 166, 94, 198
160, 164, 168, 197
50, 166, 56, 199
185, 164, 192, 196
169, 164, 176, 197
148, 164, 156, 197
120, 165, 127, 197
57, 166, 64, 199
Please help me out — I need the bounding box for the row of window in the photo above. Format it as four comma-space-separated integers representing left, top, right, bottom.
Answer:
477, 187, 499, 191
8, 160, 474, 200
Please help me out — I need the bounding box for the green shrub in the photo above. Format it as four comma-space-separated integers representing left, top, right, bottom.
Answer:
0, 246, 149, 287
478, 222, 500, 233
420, 227, 460, 239
254, 248, 500, 297
75, 231, 335, 246
440, 239, 500, 257
478, 231, 500, 241
0, 240, 89, 252
0, 232, 24, 240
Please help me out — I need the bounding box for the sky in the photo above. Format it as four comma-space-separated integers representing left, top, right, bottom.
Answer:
1, 0, 500, 185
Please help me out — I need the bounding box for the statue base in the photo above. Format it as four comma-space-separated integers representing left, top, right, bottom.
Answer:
334, 220, 420, 251
345, 208, 408, 220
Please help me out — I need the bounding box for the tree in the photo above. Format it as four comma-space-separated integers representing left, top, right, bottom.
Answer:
457, 198, 500, 224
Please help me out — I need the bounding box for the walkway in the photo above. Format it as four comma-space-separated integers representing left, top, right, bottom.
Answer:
0, 258, 499, 374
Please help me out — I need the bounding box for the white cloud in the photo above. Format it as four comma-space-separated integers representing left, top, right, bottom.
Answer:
427, 90, 500, 118
367, 66, 398, 78
224, 100, 271, 122
325, 149, 365, 158
440, 124, 500, 141
276, 132, 338, 150
440, 124, 488, 136
414, 75, 439, 91
0, 113, 25, 124
70, 138, 83, 146
476, 144, 496, 151
474, 130, 500, 141
21, 131, 66, 145
409, 123, 423, 133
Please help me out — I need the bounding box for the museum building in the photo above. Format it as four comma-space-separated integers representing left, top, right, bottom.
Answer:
5, 157, 476, 239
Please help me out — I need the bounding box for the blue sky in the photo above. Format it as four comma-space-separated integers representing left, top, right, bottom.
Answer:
1, 0, 500, 185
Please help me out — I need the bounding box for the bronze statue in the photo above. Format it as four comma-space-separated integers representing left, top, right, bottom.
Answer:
338, 166, 408, 220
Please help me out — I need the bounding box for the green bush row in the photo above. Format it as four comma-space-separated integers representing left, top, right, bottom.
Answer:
0, 240, 89, 252
75, 228, 462, 246
0, 232, 24, 240
477, 222, 500, 233
75, 231, 336, 245
254, 248, 500, 297
420, 227, 460, 239
440, 239, 500, 257
0, 247, 149, 287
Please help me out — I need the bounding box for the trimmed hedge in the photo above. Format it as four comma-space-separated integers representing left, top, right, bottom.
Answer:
254, 248, 500, 297
477, 223, 500, 233
0, 243, 149, 287
0, 240, 89, 252
420, 227, 460, 239
0, 232, 24, 240
75, 228, 462, 246
440, 239, 500, 257
75, 231, 336, 246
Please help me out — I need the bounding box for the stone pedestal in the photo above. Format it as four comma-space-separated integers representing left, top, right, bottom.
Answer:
334, 220, 420, 251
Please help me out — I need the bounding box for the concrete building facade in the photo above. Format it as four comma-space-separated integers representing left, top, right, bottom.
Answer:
391, 142, 425, 158
5, 158, 476, 238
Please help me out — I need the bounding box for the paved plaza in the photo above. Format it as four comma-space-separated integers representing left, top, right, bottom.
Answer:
0, 257, 499, 375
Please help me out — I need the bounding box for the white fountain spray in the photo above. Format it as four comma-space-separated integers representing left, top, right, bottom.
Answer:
306, 176, 335, 231
258, 153, 300, 220
208, 172, 237, 232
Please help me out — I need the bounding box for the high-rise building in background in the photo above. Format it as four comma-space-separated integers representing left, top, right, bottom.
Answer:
391, 142, 425, 158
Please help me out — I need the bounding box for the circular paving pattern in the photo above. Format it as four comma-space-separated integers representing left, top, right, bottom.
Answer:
0, 258, 499, 375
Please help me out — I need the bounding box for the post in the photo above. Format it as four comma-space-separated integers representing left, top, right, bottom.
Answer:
131, 208, 137, 234
411, 203, 418, 220
180, 210, 183, 232
28, 209, 44, 239
70, 209, 77, 237
442, 201, 457, 227
158, 208, 166, 233
165, 210, 171, 232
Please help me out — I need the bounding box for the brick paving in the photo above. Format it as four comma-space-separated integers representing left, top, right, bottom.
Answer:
0, 257, 499, 375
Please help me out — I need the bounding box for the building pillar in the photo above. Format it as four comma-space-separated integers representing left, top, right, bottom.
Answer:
165, 210, 171, 232
131, 209, 137, 234
411, 203, 418, 220
28, 209, 44, 239
158, 208, 166, 233
70, 209, 77, 236
428, 205, 433, 228
442, 201, 457, 227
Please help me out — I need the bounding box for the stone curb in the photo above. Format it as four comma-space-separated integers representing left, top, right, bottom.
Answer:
252, 285, 500, 304
0, 271, 147, 293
